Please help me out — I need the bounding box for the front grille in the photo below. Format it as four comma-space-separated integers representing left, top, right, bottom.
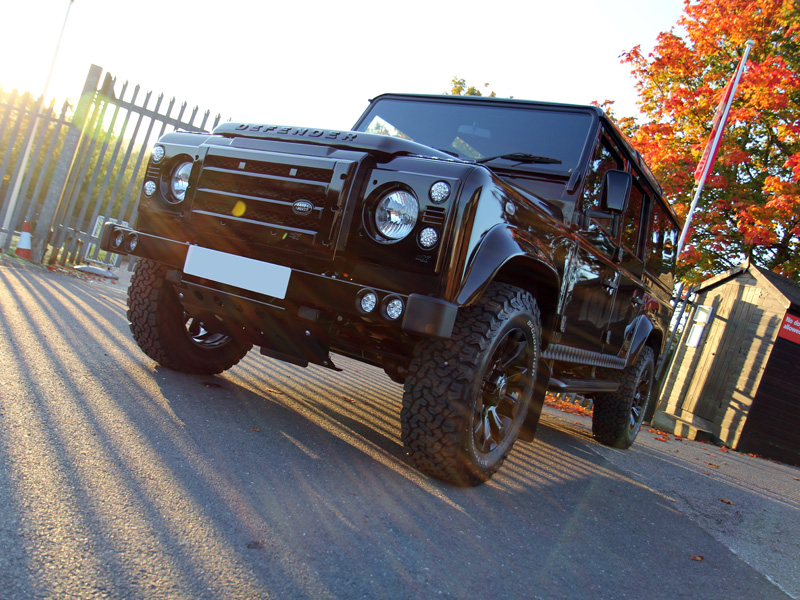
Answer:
206, 155, 332, 182
190, 147, 355, 257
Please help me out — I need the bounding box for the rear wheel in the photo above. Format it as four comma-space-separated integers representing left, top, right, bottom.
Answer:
127, 258, 252, 375
592, 346, 655, 449
402, 283, 540, 486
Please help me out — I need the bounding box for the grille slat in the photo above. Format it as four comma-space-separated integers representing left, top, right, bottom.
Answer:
422, 207, 447, 226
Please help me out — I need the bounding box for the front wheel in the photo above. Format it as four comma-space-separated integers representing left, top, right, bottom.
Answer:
592, 346, 655, 449
127, 258, 252, 375
402, 283, 541, 486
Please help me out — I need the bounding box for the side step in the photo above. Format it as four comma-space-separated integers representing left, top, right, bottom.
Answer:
547, 377, 619, 394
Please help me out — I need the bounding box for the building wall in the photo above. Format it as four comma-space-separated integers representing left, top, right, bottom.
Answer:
738, 332, 800, 465
657, 269, 788, 447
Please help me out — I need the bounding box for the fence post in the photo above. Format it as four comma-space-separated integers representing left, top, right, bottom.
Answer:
31, 64, 102, 263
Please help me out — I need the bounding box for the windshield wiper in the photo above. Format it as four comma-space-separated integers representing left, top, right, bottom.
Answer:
476, 152, 562, 165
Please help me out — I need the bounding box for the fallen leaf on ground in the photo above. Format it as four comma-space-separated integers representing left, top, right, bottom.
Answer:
719, 498, 734, 505
544, 395, 593, 416
648, 428, 669, 435
690, 555, 705, 561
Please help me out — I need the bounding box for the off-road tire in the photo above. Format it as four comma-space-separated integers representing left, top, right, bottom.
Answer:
592, 346, 655, 449
402, 282, 541, 486
127, 258, 252, 375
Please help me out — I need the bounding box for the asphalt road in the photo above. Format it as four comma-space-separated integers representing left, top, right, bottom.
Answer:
1, 256, 798, 600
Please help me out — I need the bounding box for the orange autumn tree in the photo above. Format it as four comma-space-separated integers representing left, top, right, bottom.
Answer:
619, 0, 800, 282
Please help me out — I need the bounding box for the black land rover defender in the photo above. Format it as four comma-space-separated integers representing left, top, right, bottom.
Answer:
101, 93, 680, 486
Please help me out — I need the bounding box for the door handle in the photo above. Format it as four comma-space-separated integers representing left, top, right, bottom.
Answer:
602, 276, 619, 291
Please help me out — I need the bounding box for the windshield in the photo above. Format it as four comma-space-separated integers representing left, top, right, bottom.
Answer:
353, 97, 595, 172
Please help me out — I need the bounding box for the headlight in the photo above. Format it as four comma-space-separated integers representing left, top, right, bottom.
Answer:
169, 161, 193, 203
374, 190, 418, 241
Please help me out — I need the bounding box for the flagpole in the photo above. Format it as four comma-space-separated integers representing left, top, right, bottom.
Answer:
676, 39, 755, 259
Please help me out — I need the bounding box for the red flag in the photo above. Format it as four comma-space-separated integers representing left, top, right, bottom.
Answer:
693, 76, 736, 181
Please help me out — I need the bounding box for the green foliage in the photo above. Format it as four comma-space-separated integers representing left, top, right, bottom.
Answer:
448, 77, 497, 97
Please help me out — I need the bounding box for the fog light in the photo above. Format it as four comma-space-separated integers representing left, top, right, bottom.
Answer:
112, 230, 125, 249
151, 145, 166, 164
384, 297, 404, 320
125, 232, 139, 252
143, 180, 157, 197
429, 181, 450, 203
359, 290, 378, 313
418, 227, 439, 249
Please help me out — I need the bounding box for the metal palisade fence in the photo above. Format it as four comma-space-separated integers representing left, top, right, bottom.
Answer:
0, 64, 222, 267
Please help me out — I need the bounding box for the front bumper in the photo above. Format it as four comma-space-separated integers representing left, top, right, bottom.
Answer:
101, 222, 457, 340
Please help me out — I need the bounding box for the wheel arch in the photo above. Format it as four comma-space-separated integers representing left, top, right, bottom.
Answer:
625, 314, 665, 368
455, 225, 561, 348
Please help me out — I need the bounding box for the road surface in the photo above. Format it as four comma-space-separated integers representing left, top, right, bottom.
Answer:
1, 256, 798, 599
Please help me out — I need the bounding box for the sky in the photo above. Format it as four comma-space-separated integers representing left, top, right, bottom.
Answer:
0, 0, 687, 131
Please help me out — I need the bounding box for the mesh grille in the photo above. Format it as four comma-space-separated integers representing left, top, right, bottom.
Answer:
191, 149, 344, 253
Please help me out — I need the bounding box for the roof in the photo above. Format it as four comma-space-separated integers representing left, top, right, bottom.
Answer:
755, 266, 800, 312
693, 263, 800, 312
693, 265, 748, 294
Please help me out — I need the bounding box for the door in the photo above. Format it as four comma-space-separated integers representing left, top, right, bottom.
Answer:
558, 133, 622, 354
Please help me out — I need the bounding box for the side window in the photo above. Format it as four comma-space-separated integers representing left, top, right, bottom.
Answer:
581, 136, 624, 255
621, 180, 646, 257
647, 200, 679, 276
583, 137, 623, 214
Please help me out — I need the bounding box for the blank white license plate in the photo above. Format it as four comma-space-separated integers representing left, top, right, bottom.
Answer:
183, 246, 291, 299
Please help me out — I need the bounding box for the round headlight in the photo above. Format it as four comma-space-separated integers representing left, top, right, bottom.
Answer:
170, 161, 193, 203
375, 190, 418, 241
143, 180, 157, 197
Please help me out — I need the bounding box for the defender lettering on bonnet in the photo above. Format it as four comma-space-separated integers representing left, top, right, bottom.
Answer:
101, 92, 679, 487
234, 123, 357, 141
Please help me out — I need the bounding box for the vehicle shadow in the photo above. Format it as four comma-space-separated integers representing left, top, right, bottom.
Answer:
0, 265, 789, 600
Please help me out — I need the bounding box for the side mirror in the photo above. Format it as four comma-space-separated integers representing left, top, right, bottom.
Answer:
601, 170, 632, 213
